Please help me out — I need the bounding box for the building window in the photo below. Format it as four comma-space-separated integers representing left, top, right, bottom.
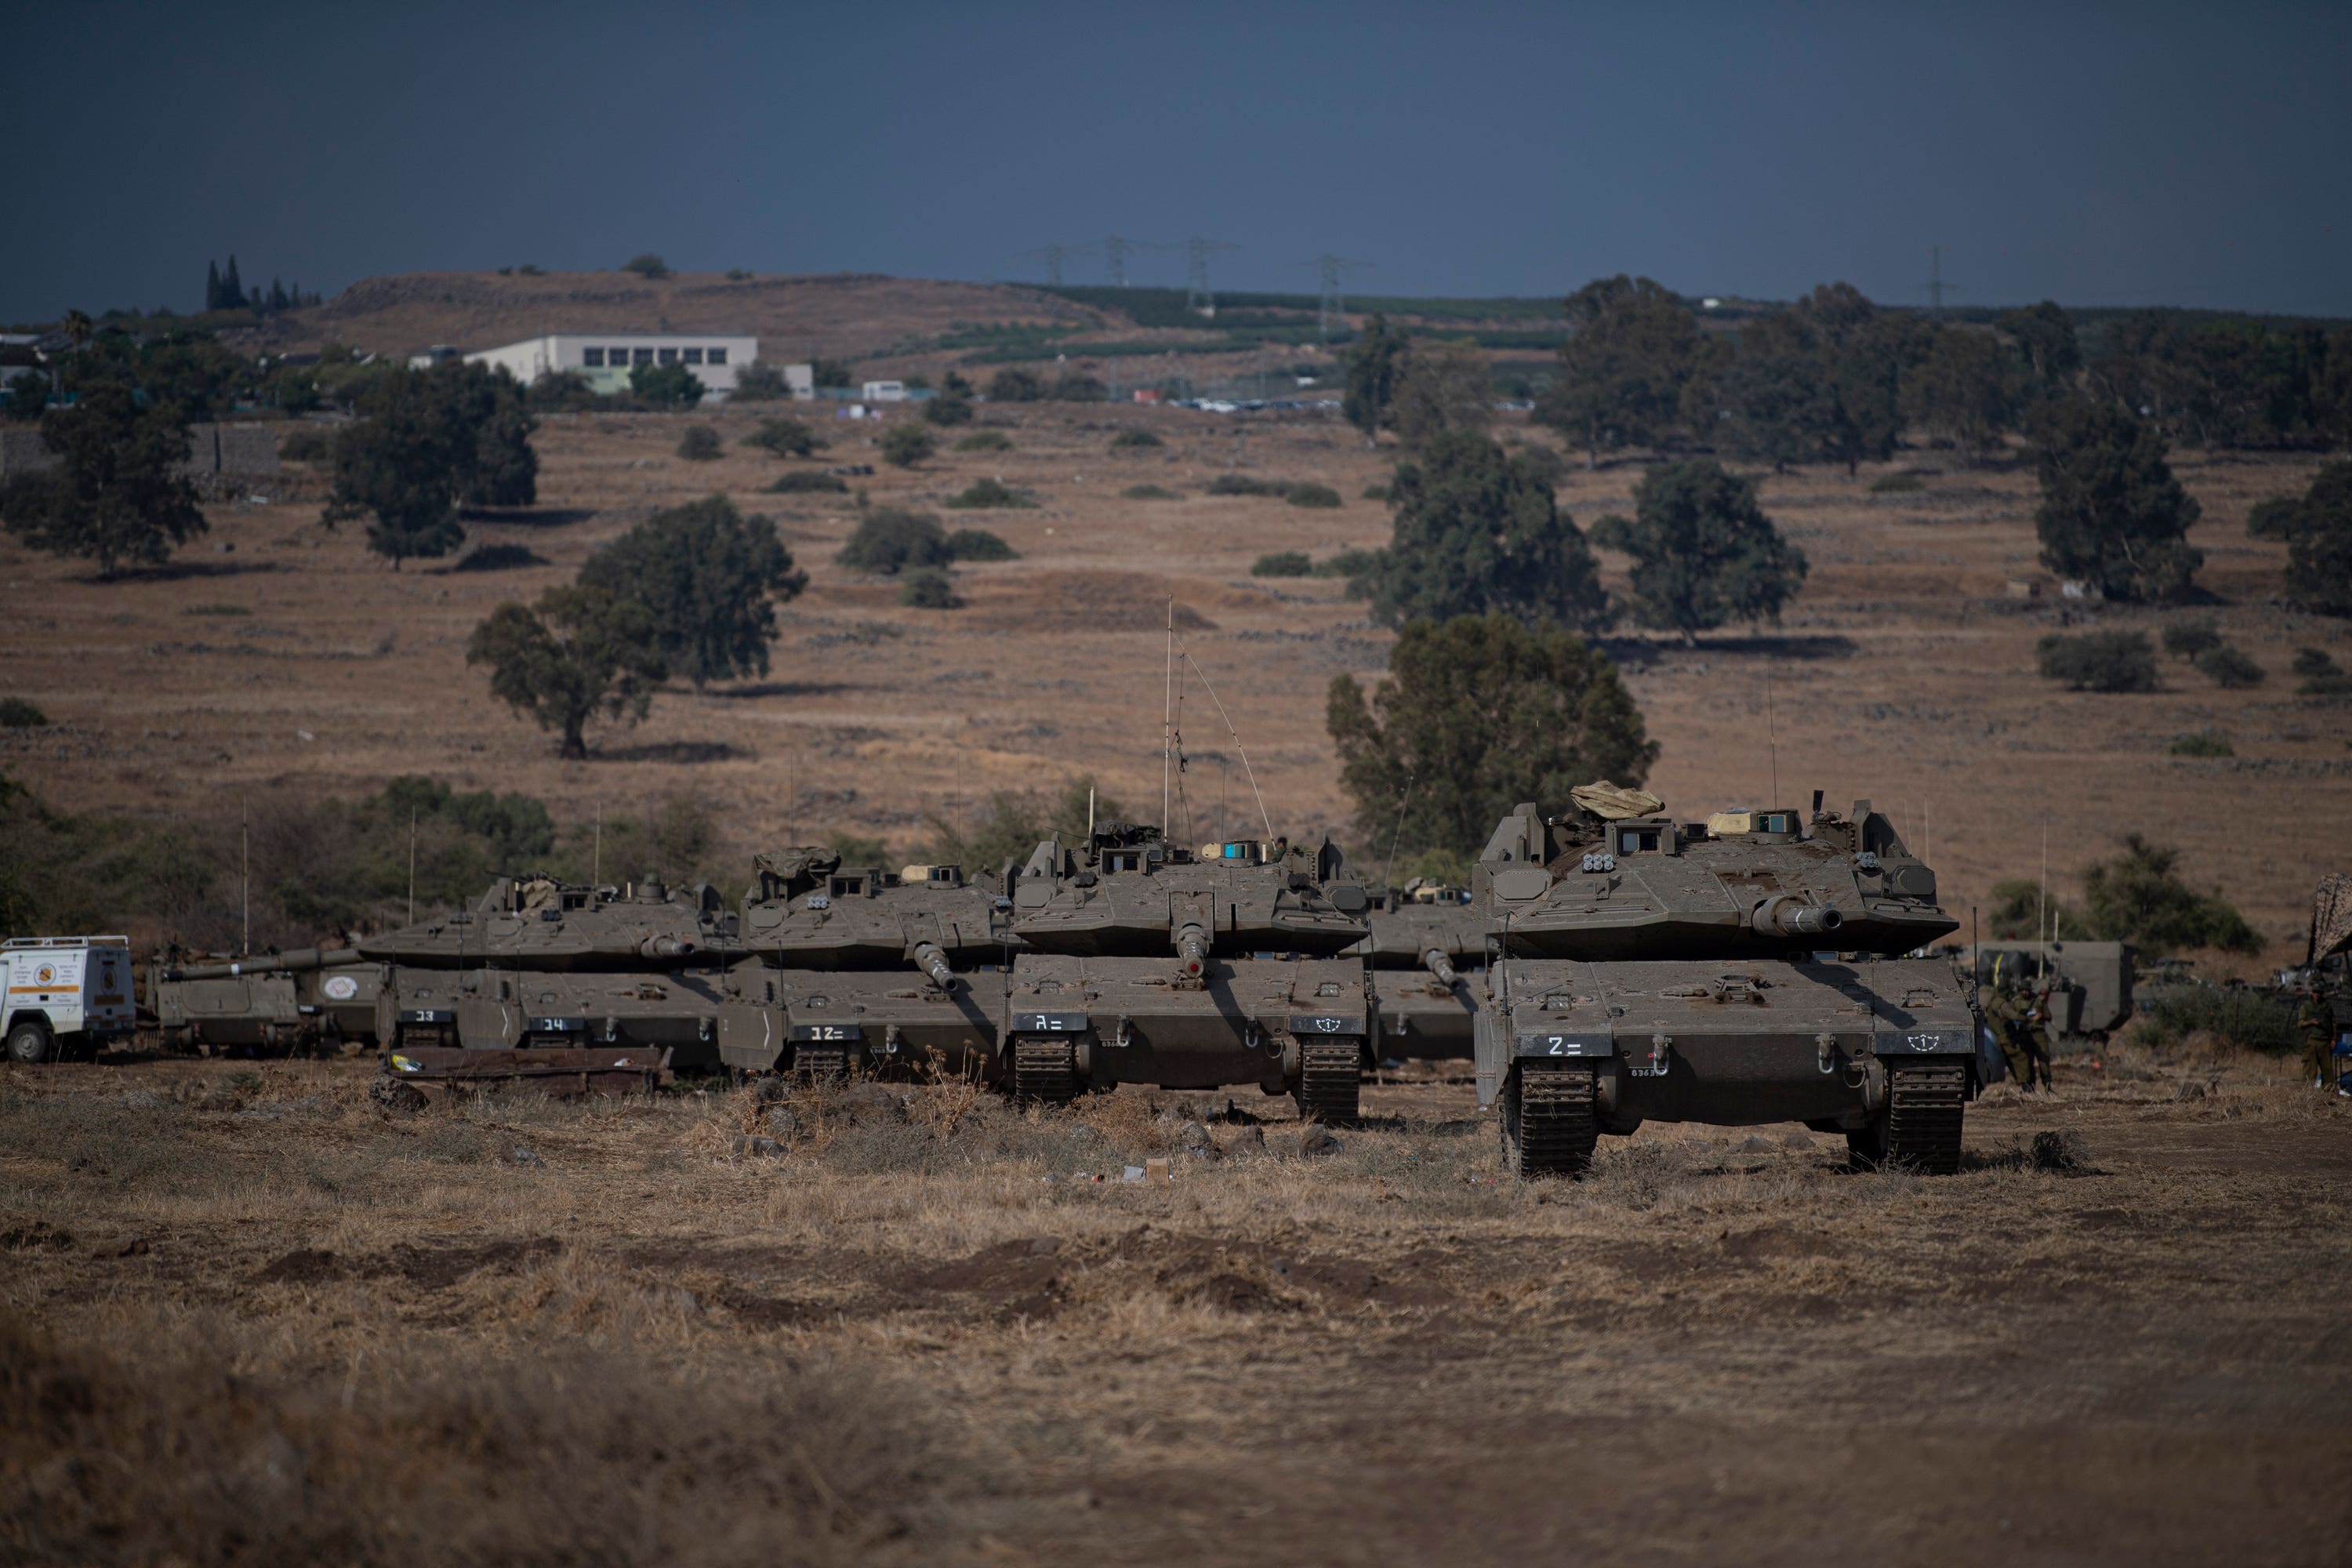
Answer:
657, 347, 677, 365
681, 347, 702, 365
707, 347, 728, 365
633, 348, 654, 365
582, 348, 604, 367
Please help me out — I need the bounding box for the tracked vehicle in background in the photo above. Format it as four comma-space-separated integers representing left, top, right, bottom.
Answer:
713, 848, 1007, 1081
1346, 880, 1482, 1061
999, 820, 1374, 1121
1473, 788, 1976, 1176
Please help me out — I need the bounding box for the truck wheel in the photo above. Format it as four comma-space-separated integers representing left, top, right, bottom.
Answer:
7, 1020, 54, 1064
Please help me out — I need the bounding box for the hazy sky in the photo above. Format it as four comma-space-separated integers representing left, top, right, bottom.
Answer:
9, 2, 2348, 321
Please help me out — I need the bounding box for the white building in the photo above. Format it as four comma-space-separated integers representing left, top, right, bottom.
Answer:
463, 332, 771, 400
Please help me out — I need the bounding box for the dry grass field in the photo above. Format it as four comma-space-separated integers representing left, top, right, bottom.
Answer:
4, 1043, 2348, 1564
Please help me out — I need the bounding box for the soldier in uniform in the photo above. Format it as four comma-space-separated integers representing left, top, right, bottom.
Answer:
2019, 978, 2056, 1091
1987, 976, 2042, 1092
2300, 981, 2337, 1091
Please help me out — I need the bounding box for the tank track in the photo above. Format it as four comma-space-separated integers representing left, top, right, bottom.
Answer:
1503, 1062, 1599, 1178
1850, 1064, 1967, 1174
1010, 1035, 1080, 1105
794, 1044, 849, 1082
1293, 1038, 1361, 1125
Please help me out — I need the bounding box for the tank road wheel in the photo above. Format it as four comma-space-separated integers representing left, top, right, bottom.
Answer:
794, 1045, 849, 1083
1009, 1034, 1080, 1106
7, 1020, 54, 1065
1848, 1064, 1968, 1174
1501, 1061, 1599, 1179
1293, 1038, 1361, 1125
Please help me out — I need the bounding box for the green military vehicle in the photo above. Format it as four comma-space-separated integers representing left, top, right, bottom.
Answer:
1344, 880, 1482, 1061
150, 946, 387, 1054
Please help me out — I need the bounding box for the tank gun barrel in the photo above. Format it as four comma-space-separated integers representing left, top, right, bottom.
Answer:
1422, 947, 1460, 988
911, 941, 954, 988
162, 947, 365, 982
1758, 898, 1843, 938
637, 935, 696, 959
1175, 923, 1210, 978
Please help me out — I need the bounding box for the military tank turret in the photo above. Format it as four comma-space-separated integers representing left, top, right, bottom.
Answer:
357, 874, 719, 972
151, 946, 387, 1054
998, 820, 1374, 1121
713, 848, 1008, 1081
1343, 880, 1483, 1060
1472, 787, 1977, 1176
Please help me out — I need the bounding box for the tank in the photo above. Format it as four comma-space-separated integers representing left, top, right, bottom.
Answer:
151, 947, 387, 1053
356, 873, 721, 971
1472, 789, 1979, 1176
997, 820, 1374, 1121
1345, 881, 1483, 1060
713, 849, 1009, 1080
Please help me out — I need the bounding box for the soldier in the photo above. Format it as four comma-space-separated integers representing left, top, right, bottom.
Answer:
2019, 978, 2056, 1091
2300, 981, 2337, 1091
1987, 977, 2040, 1091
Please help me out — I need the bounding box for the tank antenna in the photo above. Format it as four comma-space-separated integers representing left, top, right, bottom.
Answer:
1765, 663, 1777, 804
2038, 819, 2049, 951
241, 805, 251, 957
1087, 786, 1095, 841
408, 808, 417, 926
1178, 646, 1275, 841
593, 801, 603, 889
1380, 771, 1417, 893
1162, 597, 1175, 836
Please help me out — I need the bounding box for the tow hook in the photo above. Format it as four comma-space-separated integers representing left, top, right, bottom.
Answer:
1816, 1032, 1837, 1076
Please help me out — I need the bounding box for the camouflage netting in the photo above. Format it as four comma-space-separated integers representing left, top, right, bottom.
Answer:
2310, 874, 2352, 964
753, 848, 841, 882
1570, 782, 1665, 821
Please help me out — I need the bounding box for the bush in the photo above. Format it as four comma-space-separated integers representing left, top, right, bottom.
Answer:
2082, 833, 2262, 954
2036, 630, 2159, 692
675, 424, 722, 461
1361, 484, 1389, 502
954, 430, 1011, 452
1051, 373, 1106, 403
1109, 429, 1162, 450
279, 426, 334, 465
767, 470, 847, 494
621, 252, 670, 278
2293, 648, 2352, 695
810, 358, 854, 390
988, 368, 1044, 402
2247, 495, 2303, 539
2160, 619, 2221, 660
2193, 644, 2264, 688
0, 697, 46, 728
1986, 878, 2094, 940
837, 507, 949, 575
2136, 987, 2301, 1054
1121, 484, 1181, 500
451, 543, 549, 572
1868, 473, 1925, 493
1251, 552, 1313, 577
743, 417, 823, 458
729, 361, 793, 401
1314, 547, 1378, 579
2168, 733, 2231, 757
1207, 474, 1289, 497
945, 528, 1016, 561
922, 393, 973, 427
898, 567, 959, 608
630, 361, 703, 408
1286, 483, 1342, 509
944, 477, 1033, 510
879, 424, 935, 468
2285, 462, 2352, 617
2292, 648, 2337, 678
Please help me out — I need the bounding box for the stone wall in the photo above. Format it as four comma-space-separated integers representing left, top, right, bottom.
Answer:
0, 423, 280, 484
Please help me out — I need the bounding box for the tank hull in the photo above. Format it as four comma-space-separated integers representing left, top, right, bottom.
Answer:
1371, 971, 1476, 1058
376, 965, 731, 1071
151, 961, 387, 1051
714, 963, 1000, 1078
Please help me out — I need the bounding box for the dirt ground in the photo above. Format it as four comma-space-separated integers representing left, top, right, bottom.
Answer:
2, 379, 2344, 967
3, 1041, 2347, 1565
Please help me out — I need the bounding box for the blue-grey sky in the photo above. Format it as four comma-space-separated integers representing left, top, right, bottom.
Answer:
8, 2, 2348, 322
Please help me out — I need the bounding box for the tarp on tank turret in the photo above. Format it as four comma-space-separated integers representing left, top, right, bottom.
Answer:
2311, 874, 2352, 964
753, 848, 841, 881
1569, 782, 1664, 821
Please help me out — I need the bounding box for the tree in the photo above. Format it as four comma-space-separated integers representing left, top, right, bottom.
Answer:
676, 424, 722, 460
923, 390, 974, 426
1538, 275, 1717, 468
1904, 327, 2019, 457
880, 423, 935, 467
67, 329, 250, 421
811, 358, 854, 390
1716, 283, 1918, 474
464, 390, 539, 506
5, 375, 43, 421
220, 255, 246, 310
988, 368, 1044, 402
1350, 431, 1610, 632
0, 385, 206, 577
578, 495, 806, 688
898, 567, 959, 608
836, 506, 950, 574
1327, 615, 1658, 859
2284, 461, 2352, 617
1987, 878, 2093, 942
1050, 373, 1106, 403
731, 361, 792, 401
1341, 314, 1408, 442
1389, 339, 1491, 448
1998, 301, 2080, 395
2035, 630, 2160, 692
621, 253, 670, 279
1588, 459, 1806, 644
205, 260, 221, 313
466, 586, 668, 760
2027, 397, 2202, 601
630, 361, 704, 408
743, 416, 823, 458
2081, 833, 2261, 954
326, 361, 537, 564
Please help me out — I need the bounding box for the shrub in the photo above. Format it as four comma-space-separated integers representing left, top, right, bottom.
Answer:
1122, 484, 1181, 500
810, 358, 854, 390
1251, 552, 1313, 577
1051, 373, 1106, 403
879, 424, 935, 468
767, 470, 847, 494
2082, 833, 2262, 954
988, 368, 1044, 403
743, 417, 823, 458
1207, 474, 1290, 497
2160, 619, 2221, 661
2285, 462, 2352, 617
922, 393, 974, 427
944, 477, 1033, 510
2292, 648, 2338, 678
729, 361, 793, 401
837, 507, 949, 575
1109, 429, 1163, 450
2136, 987, 2300, 1054
2035, 630, 2159, 692
630, 361, 703, 408
898, 568, 959, 608
452, 543, 549, 572
2247, 495, 2303, 539
1314, 547, 1378, 579
724, 267, 752, 281
2293, 649, 2351, 695
621, 252, 670, 278
675, 424, 722, 461
279, 426, 334, 464
1361, 484, 1390, 502
945, 527, 1017, 561
0, 698, 46, 728
1868, 473, 1925, 493
2167, 733, 2231, 757
2193, 644, 2264, 688
1286, 483, 1342, 509
954, 430, 1012, 452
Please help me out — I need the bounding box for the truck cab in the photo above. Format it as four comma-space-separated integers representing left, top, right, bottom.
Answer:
4, 936, 136, 1062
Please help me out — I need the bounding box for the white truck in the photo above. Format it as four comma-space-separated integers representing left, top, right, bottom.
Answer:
4, 936, 136, 1062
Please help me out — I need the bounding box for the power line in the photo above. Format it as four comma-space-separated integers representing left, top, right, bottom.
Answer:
1167, 237, 1239, 316
1014, 242, 1093, 287
1921, 245, 1958, 321
1290, 254, 1375, 341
